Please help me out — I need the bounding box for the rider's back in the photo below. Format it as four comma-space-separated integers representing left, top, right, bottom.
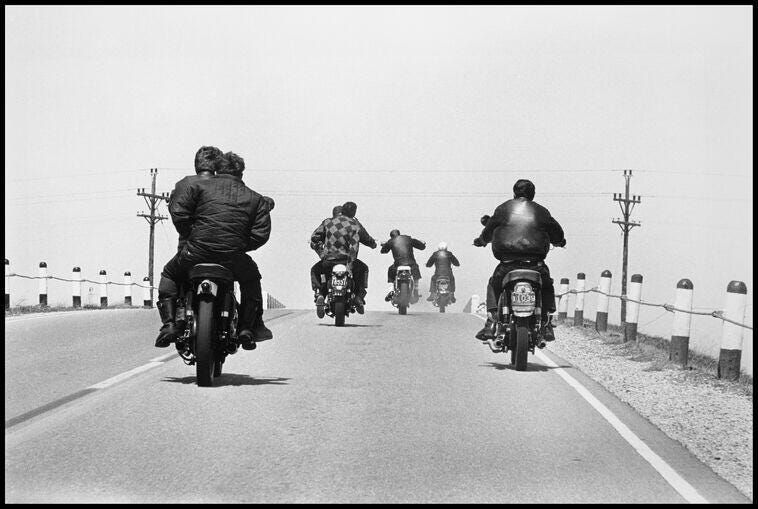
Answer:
181, 174, 264, 258
388, 235, 420, 265
489, 197, 560, 261
319, 214, 363, 263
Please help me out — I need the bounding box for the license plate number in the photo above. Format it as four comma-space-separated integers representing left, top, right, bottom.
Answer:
512, 292, 535, 305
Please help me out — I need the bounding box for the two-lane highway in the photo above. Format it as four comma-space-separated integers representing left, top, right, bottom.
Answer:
4, 308, 750, 503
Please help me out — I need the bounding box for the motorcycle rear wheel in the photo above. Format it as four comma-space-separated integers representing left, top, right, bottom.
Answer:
195, 299, 215, 387
515, 325, 529, 371
398, 282, 409, 315
334, 300, 346, 326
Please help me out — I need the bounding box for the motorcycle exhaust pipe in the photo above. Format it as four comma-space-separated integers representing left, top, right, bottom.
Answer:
487, 337, 503, 353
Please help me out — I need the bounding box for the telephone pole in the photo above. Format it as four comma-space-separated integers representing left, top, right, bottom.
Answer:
612, 169, 641, 325
137, 168, 169, 305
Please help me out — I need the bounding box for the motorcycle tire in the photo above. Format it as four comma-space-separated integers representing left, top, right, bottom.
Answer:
398, 282, 409, 315
195, 299, 216, 387
334, 300, 346, 327
515, 325, 529, 371
439, 304, 446, 313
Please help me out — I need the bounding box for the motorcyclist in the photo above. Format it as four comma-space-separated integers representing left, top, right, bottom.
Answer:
155, 147, 272, 351
425, 242, 460, 303
309, 205, 342, 309
310, 201, 377, 315
381, 230, 426, 303
473, 179, 565, 342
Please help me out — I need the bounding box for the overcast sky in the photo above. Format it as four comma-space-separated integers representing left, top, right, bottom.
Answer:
4, 5, 752, 369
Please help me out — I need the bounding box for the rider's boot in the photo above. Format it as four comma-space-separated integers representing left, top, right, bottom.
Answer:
411, 288, 420, 304
450, 292, 456, 303
354, 294, 365, 314
542, 314, 556, 343
315, 291, 326, 318
475, 311, 497, 341
426, 292, 435, 302
384, 283, 394, 302
155, 298, 181, 348
251, 314, 274, 342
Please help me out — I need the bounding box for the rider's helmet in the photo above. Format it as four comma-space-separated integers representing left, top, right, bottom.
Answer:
194, 145, 222, 174
390, 229, 400, 238
513, 179, 535, 200
437, 242, 447, 251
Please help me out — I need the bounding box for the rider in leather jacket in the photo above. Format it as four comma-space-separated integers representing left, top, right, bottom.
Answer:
425, 242, 460, 303
381, 230, 426, 302
473, 179, 565, 342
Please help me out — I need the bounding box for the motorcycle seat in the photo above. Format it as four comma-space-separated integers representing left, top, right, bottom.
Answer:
502, 269, 542, 287
189, 263, 234, 283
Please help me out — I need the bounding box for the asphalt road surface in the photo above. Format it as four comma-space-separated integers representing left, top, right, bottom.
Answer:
5, 308, 750, 503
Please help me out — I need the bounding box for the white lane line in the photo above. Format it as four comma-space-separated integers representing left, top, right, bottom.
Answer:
471, 314, 708, 504
150, 352, 178, 362
88, 362, 165, 390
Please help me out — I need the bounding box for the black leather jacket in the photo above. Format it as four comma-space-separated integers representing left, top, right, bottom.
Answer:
426, 250, 460, 277
476, 197, 564, 261
380, 235, 426, 266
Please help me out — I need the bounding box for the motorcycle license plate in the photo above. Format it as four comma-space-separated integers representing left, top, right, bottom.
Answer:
512, 290, 535, 305
332, 278, 346, 287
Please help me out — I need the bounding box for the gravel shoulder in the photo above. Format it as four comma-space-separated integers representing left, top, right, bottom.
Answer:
546, 318, 753, 500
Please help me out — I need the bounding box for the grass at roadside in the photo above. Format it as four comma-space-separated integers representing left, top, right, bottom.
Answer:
5, 304, 146, 317
559, 317, 753, 397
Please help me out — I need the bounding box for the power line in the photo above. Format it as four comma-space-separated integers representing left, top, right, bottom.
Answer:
5, 168, 150, 183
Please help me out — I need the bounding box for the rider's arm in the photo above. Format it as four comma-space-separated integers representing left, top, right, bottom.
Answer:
357, 223, 377, 249
247, 195, 272, 251
546, 215, 566, 246
412, 238, 426, 250
449, 252, 460, 266
380, 240, 392, 254
425, 253, 436, 268
477, 205, 504, 244
310, 219, 327, 247
169, 178, 196, 239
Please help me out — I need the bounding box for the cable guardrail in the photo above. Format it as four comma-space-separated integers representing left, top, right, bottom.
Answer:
6, 273, 156, 290
556, 286, 753, 330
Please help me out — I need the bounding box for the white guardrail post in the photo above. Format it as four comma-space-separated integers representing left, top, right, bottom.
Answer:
669, 278, 693, 367
596, 269, 612, 331
573, 272, 586, 326
39, 261, 49, 307
124, 271, 132, 305
5, 259, 10, 310
558, 278, 569, 320
99, 270, 108, 308
624, 274, 643, 342
470, 294, 481, 315
142, 277, 152, 308
718, 280, 747, 381
72, 266, 82, 308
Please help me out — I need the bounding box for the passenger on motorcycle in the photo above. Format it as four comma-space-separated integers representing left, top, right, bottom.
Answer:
155, 147, 273, 351
425, 242, 460, 303
381, 230, 426, 302
473, 179, 565, 342
309, 201, 377, 313
309, 205, 343, 301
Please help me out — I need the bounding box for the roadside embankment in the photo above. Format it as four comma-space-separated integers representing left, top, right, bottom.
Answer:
547, 318, 753, 500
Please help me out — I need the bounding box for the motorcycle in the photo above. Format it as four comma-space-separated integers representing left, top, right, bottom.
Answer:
391, 265, 417, 315
174, 263, 244, 387
431, 276, 451, 313
487, 268, 547, 371
318, 262, 356, 326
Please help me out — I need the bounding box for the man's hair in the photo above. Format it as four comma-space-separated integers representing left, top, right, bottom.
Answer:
390, 229, 400, 238
342, 201, 357, 218
332, 205, 343, 218
194, 146, 222, 174
223, 151, 245, 177
513, 179, 536, 200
